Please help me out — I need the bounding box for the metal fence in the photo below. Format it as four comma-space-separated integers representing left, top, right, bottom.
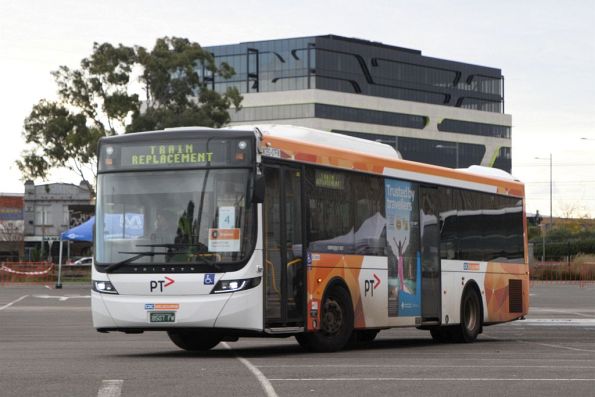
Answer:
530, 261, 595, 287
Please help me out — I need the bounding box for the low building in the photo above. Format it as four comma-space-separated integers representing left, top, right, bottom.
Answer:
23, 181, 93, 262
0, 194, 24, 261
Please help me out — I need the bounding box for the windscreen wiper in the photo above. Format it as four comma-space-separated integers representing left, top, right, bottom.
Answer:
136, 243, 216, 265
105, 251, 168, 273
137, 243, 208, 252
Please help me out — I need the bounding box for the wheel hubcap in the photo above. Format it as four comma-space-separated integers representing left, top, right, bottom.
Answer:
321, 297, 343, 335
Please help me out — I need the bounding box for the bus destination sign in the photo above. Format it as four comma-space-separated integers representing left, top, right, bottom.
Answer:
99, 137, 253, 171
124, 143, 213, 167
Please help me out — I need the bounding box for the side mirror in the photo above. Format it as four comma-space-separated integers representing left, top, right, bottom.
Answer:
252, 174, 265, 203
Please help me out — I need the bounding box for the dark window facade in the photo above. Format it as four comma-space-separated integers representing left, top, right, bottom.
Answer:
315, 104, 427, 129
229, 104, 427, 130
205, 35, 505, 113
492, 147, 512, 172
438, 119, 511, 139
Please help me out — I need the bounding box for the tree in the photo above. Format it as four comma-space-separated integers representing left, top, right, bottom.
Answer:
17, 37, 242, 193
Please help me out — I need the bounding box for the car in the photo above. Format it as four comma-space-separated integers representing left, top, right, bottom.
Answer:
71, 257, 93, 266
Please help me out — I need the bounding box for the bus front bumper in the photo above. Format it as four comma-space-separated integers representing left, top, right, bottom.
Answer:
92, 285, 263, 331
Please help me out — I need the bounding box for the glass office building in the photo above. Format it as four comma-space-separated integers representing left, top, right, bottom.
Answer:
205, 35, 512, 172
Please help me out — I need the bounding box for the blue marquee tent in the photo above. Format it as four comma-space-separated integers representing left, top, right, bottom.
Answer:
57, 216, 94, 288
60, 216, 94, 242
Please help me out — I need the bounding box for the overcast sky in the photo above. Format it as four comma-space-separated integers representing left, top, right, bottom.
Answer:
1, 0, 594, 217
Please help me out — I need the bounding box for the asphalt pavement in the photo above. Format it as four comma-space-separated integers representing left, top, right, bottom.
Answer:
1, 282, 595, 397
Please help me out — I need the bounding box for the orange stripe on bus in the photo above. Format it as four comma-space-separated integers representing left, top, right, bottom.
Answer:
262, 135, 524, 197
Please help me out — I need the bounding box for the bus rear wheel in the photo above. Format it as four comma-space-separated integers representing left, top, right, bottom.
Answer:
295, 286, 354, 352
453, 287, 482, 343
167, 330, 222, 351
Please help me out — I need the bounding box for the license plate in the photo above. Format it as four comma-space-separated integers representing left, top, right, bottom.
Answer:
149, 311, 176, 323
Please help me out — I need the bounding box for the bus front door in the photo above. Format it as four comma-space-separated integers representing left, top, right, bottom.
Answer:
263, 165, 305, 329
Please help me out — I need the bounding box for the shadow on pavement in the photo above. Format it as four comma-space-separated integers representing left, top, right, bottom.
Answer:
112, 335, 503, 359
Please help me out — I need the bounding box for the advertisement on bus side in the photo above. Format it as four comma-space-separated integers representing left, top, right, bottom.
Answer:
385, 179, 421, 317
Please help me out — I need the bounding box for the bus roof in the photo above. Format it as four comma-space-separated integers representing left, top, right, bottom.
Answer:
232, 124, 524, 198
230, 124, 402, 160
98, 125, 524, 197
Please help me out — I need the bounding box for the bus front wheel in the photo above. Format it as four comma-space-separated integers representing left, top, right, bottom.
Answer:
167, 330, 222, 351
295, 286, 354, 352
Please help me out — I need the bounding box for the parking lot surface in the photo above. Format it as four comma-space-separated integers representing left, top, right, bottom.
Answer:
1, 283, 595, 396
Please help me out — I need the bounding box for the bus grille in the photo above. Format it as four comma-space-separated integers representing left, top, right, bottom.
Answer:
509, 279, 523, 313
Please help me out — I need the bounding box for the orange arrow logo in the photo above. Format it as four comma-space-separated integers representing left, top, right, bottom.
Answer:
373, 273, 381, 289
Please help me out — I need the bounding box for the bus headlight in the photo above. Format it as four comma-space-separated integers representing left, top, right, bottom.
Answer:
211, 277, 261, 294
93, 280, 119, 294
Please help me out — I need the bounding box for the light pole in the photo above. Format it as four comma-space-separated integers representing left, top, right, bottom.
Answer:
436, 143, 459, 168
535, 154, 553, 263
39, 210, 46, 261
534, 154, 553, 228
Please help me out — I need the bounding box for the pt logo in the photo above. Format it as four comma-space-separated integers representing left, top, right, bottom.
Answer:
150, 276, 175, 292
364, 273, 381, 297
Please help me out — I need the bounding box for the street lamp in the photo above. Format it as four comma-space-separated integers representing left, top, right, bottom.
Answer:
435, 143, 459, 168
535, 153, 553, 263
534, 153, 553, 229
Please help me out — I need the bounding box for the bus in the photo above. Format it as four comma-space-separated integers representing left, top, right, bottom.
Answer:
92, 125, 528, 352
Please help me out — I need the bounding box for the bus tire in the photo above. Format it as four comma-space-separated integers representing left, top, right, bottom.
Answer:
453, 287, 482, 343
295, 286, 354, 352
167, 330, 222, 351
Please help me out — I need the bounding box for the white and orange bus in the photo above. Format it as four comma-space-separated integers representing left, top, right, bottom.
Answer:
92, 125, 528, 352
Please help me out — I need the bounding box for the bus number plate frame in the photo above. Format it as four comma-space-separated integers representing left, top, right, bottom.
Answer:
149, 311, 176, 323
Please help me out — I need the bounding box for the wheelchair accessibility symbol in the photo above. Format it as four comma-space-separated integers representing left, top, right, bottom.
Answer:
204, 273, 215, 285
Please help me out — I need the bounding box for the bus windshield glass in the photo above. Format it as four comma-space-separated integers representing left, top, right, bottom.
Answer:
95, 169, 255, 267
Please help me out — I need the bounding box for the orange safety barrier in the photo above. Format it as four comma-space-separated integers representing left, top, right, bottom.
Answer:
0, 261, 54, 285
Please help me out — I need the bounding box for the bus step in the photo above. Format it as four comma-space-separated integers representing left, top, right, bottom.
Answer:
265, 327, 304, 334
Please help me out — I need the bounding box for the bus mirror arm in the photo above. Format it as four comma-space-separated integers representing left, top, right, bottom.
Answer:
252, 174, 265, 203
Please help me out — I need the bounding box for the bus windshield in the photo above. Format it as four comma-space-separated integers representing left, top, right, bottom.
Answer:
95, 168, 255, 268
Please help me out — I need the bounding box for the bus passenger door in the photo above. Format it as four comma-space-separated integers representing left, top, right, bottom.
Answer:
420, 187, 442, 323
263, 165, 305, 329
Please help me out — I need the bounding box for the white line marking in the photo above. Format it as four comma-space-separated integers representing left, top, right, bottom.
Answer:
269, 377, 595, 382
526, 342, 595, 354
222, 342, 278, 397
97, 380, 123, 397
257, 364, 595, 369
530, 308, 595, 317
486, 334, 595, 354
32, 294, 91, 301
0, 295, 28, 311
515, 318, 595, 325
